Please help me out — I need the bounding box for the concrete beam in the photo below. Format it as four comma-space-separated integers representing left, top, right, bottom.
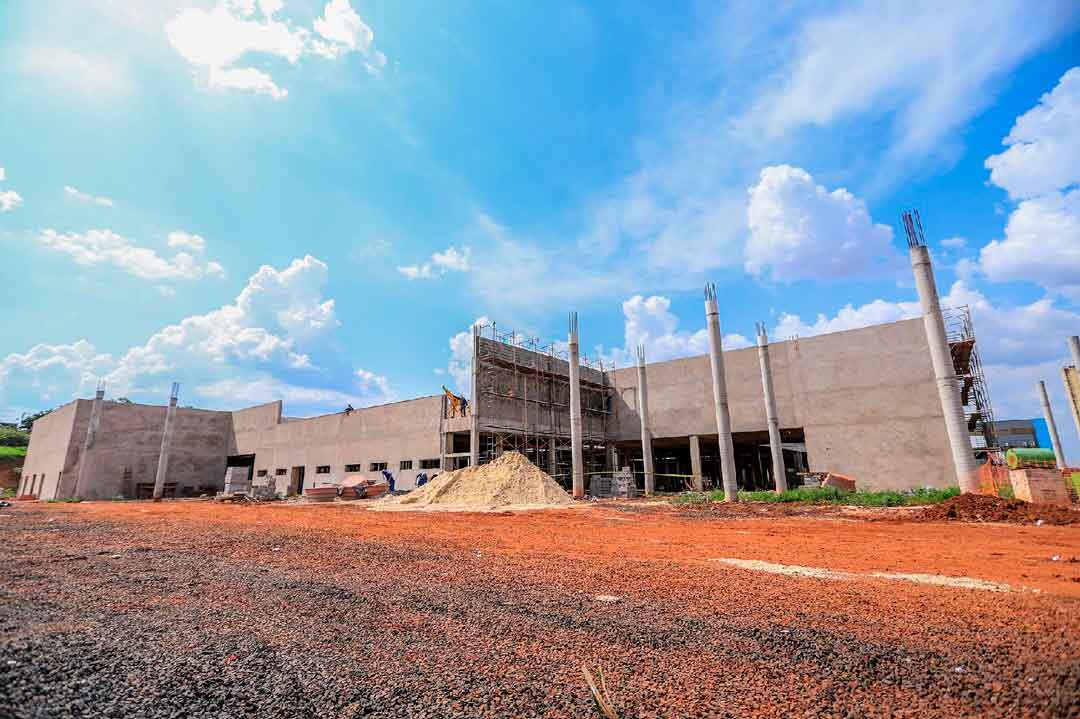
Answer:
705, 284, 739, 502
689, 434, 703, 492
568, 313, 584, 499
756, 323, 788, 493
1037, 380, 1067, 469
909, 242, 979, 493
152, 383, 179, 501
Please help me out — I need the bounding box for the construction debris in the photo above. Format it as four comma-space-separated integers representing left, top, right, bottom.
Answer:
383, 451, 572, 510
913, 493, 1079, 525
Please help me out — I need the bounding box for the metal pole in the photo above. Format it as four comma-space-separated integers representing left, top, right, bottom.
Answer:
705, 284, 739, 502
689, 434, 703, 492
636, 345, 655, 495
71, 382, 105, 499
756, 323, 788, 492
152, 382, 179, 501
568, 313, 584, 499
470, 325, 480, 467
903, 211, 979, 493
1036, 380, 1067, 468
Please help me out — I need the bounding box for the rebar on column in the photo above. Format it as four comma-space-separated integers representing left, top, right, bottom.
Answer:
705, 284, 738, 502
903, 211, 979, 493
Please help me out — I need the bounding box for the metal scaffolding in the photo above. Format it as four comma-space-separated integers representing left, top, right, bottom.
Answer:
943, 305, 997, 449
467, 321, 611, 481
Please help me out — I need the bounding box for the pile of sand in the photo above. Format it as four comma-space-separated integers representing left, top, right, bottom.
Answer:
380, 451, 572, 511
913, 493, 1079, 525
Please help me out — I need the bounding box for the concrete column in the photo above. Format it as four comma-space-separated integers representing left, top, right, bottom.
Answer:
636, 346, 655, 496
1066, 336, 1080, 443
568, 313, 585, 499
469, 325, 480, 468
152, 383, 179, 501
689, 435, 703, 492
1037, 380, 1067, 469
705, 284, 739, 502
756, 323, 788, 493
548, 437, 558, 477
909, 244, 979, 493
71, 384, 105, 499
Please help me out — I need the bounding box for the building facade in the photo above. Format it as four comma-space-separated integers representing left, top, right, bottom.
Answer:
20, 316, 991, 500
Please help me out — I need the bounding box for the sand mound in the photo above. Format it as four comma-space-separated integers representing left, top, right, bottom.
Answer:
913, 493, 1079, 525
384, 451, 572, 510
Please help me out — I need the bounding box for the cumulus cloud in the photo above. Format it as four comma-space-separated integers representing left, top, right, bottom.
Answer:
166, 0, 386, 100
36, 229, 225, 283
167, 231, 206, 253
446, 316, 489, 396
398, 245, 471, 281
0, 256, 392, 418
979, 68, 1080, 300
0, 190, 22, 213
596, 295, 751, 369
941, 237, 966, 248
979, 189, 1080, 301
64, 185, 115, 208
985, 67, 1080, 200
0, 166, 22, 212
745, 165, 902, 282
20, 46, 134, 98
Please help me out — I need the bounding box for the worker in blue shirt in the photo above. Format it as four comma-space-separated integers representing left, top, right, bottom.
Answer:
381, 468, 395, 493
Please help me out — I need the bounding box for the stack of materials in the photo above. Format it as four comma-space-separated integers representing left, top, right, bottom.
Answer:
383, 451, 572, 510
1005, 449, 1070, 506
304, 486, 339, 503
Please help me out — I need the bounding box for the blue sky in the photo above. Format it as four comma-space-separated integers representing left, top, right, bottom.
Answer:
1, 1, 1079, 459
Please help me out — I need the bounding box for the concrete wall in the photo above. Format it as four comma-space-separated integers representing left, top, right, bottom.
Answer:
610, 318, 954, 490
21, 400, 234, 500
19, 400, 80, 499
233, 395, 443, 492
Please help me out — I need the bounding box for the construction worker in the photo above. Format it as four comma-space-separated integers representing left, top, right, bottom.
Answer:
382, 468, 395, 493
416, 471, 428, 487
459, 396, 469, 416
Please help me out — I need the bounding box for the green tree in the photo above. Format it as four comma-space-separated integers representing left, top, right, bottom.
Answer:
0, 426, 30, 446
17, 408, 53, 434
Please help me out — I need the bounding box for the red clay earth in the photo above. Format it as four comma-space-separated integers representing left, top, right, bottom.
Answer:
912, 493, 1080, 525
2, 499, 1078, 718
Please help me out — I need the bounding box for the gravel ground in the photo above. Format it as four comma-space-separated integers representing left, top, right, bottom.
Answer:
2, 500, 1078, 718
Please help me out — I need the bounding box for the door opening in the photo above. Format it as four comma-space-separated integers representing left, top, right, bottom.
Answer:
292, 466, 306, 495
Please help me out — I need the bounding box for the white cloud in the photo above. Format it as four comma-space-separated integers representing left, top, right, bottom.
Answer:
979, 189, 1080, 301
447, 316, 489, 396
978, 68, 1080, 300
64, 185, 115, 208
167, 231, 206, 253
0, 191, 23, 213
398, 245, 471, 280
36, 229, 225, 282
165, 0, 386, 99
597, 295, 751, 368
20, 46, 134, 98
772, 297, 921, 341
941, 237, 966, 249
745, 165, 902, 282
0, 168, 5, 181
985, 67, 1080, 200
745, 1, 1076, 156
0, 256, 392, 418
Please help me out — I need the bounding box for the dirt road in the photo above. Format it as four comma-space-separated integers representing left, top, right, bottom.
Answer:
2, 500, 1078, 717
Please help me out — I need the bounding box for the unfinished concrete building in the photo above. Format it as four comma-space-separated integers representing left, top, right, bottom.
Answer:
20, 309, 996, 501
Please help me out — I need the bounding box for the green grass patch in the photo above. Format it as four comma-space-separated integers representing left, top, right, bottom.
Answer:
675, 485, 960, 507
0, 446, 27, 458
47, 496, 83, 503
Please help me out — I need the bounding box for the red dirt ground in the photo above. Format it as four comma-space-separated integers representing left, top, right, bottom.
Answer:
2, 498, 1079, 717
